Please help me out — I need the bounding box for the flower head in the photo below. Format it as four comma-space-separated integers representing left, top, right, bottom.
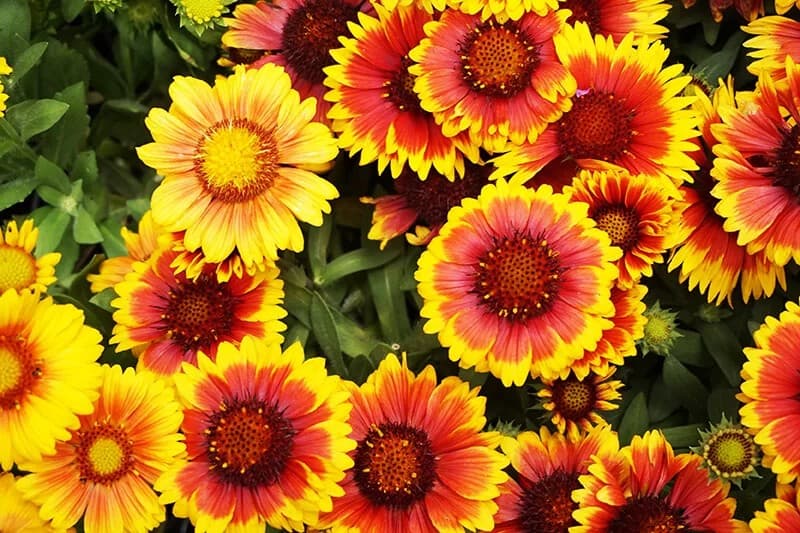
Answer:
0, 290, 103, 470
318, 353, 508, 532
638, 300, 681, 356
0, 219, 61, 294
138, 64, 340, 267
744, 16, 800, 83
110, 248, 286, 379
416, 179, 620, 386
156, 337, 355, 532
692, 415, 760, 487
171, 0, 234, 33
559, 0, 670, 43
492, 22, 697, 187
16, 365, 185, 533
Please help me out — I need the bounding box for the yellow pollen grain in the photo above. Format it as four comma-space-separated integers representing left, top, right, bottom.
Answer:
0, 346, 22, 395
180, 0, 225, 23
0, 245, 37, 292
88, 437, 125, 476
200, 126, 270, 191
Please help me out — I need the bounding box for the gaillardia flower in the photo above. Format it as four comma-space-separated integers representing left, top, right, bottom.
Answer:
137, 64, 340, 267
0, 57, 11, 118
740, 298, 800, 483
318, 353, 508, 532
87, 211, 169, 293
565, 169, 682, 289
558, 0, 670, 43
410, 8, 576, 153
222, 0, 371, 123
16, 365, 185, 533
156, 337, 355, 532
171, 0, 234, 32
573, 430, 746, 532
751, 486, 800, 533
0, 219, 60, 294
638, 300, 681, 356
326, 4, 478, 181
0, 473, 68, 532
744, 16, 800, 82
493, 425, 618, 532
363, 162, 491, 249
537, 367, 622, 437
491, 22, 697, 187
681, 0, 763, 21
669, 78, 786, 306
711, 58, 800, 267
416, 179, 620, 386
0, 289, 103, 470
110, 248, 286, 379
693, 415, 759, 487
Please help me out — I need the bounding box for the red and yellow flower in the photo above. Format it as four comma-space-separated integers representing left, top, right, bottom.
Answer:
744, 16, 800, 82
16, 365, 185, 533
110, 248, 286, 379
137, 64, 340, 267
493, 425, 618, 532
565, 169, 682, 289
740, 298, 800, 483
0, 219, 60, 294
0, 473, 70, 532
0, 289, 103, 470
711, 57, 800, 267
573, 430, 746, 532
751, 483, 800, 533
318, 353, 508, 532
416, 179, 620, 386
325, 4, 478, 181
410, 8, 575, 153
492, 22, 697, 187
155, 336, 355, 532
558, 0, 670, 43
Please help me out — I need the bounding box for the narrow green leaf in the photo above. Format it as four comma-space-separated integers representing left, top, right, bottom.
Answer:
671, 329, 711, 367
662, 355, 708, 418
283, 284, 311, 327
89, 287, 117, 313
8, 42, 47, 83
696, 322, 744, 387
660, 424, 703, 449
618, 392, 649, 445
317, 241, 402, 286
73, 207, 102, 244
307, 213, 333, 280
33, 207, 69, 253
34, 156, 71, 193
6, 100, 70, 141
309, 293, 347, 377
648, 375, 680, 423
695, 31, 747, 81
0, 176, 37, 211
367, 257, 412, 343
98, 221, 127, 258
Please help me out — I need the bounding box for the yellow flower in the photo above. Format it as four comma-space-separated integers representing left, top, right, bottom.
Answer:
0, 219, 61, 293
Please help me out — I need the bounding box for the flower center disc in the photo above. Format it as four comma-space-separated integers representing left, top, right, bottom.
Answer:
460, 20, 538, 98
197, 119, 278, 203
705, 429, 756, 476
593, 204, 639, 251
206, 398, 295, 487
281, 0, 360, 85
76, 424, 134, 484
609, 496, 687, 533
183, 0, 225, 22
558, 90, 633, 162
561, 0, 601, 33
0, 336, 41, 411
353, 422, 436, 509
162, 274, 235, 352
474, 234, 562, 322
517, 469, 581, 532
394, 162, 491, 226
772, 125, 800, 201
0, 245, 37, 292
551, 376, 595, 420
387, 56, 423, 114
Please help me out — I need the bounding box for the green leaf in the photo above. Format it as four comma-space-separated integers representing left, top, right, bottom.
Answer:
695, 31, 747, 82
618, 392, 649, 445
309, 293, 347, 377
73, 206, 103, 244
283, 322, 310, 348
35, 207, 70, 253
98, 221, 127, 258
648, 375, 680, 423
71, 151, 98, 183
283, 284, 312, 327
307, 214, 333, 280
8, 42, 47, 84
54, 227, 79, 281
34, 156, 71, 193
0, 176, 37, 211
707, 387, 741, 424
317, 240, 402, 286
661, 424, 703, 449
0, 0, 30, 57
41, 83, 88, 167
696, 322, 744, 387
662, 355, 708, 418
6, 100, 70, 141
367, 257, 412, 343
348, 355, 376, 385
89, 287, 117, 313
671, 329, 711, 367
35, 39, 90, 95
61, 0, 86, 21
